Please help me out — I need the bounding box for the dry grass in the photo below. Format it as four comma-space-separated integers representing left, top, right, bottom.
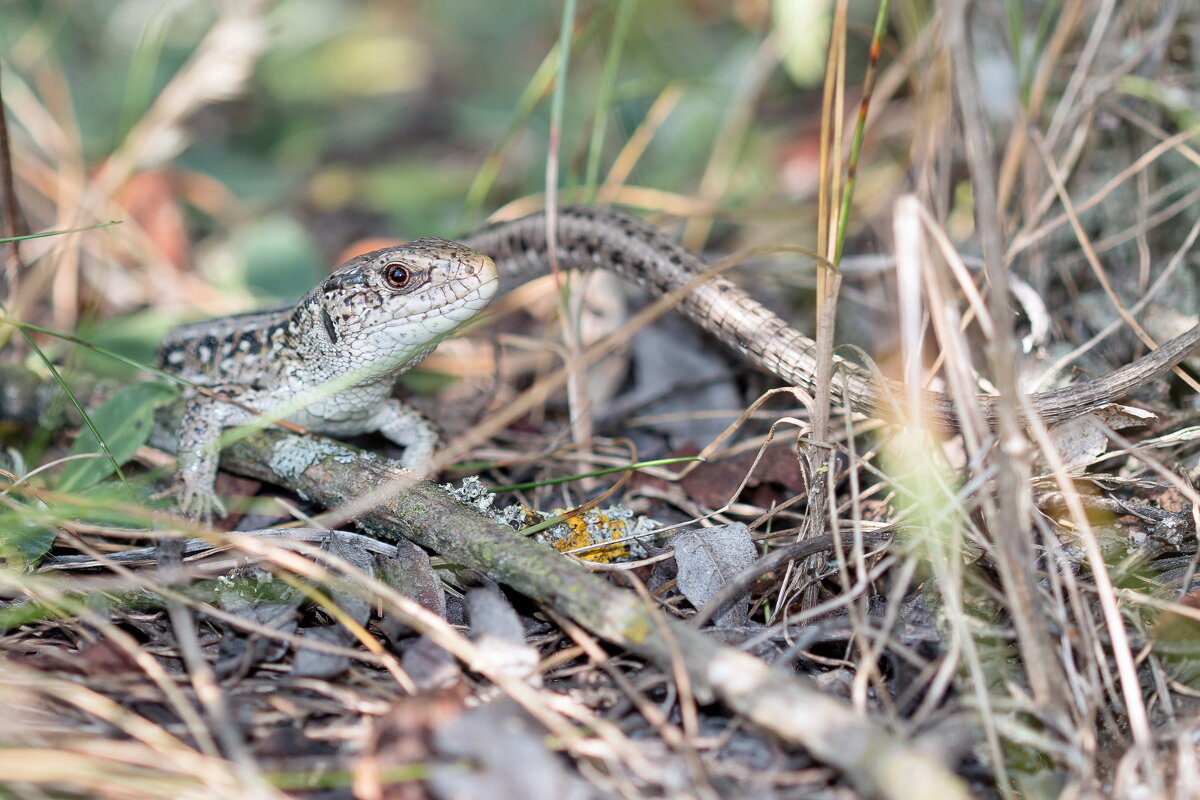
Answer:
1, 1, 1199, 798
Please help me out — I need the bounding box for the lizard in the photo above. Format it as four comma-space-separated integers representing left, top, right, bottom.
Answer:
160, 205, 1200, 518
159, 237, 498, 519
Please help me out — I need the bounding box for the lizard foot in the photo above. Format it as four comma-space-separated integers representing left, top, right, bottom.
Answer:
168, 477, 227, 527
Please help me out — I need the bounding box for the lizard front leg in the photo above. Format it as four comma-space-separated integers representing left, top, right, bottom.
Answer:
174, 386, 258, 522
161, 386, 254, 582
372, 399, 439, 469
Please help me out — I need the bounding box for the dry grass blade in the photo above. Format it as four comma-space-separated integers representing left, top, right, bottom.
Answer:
4, 3, 1200, 797
94, 3, 268, 195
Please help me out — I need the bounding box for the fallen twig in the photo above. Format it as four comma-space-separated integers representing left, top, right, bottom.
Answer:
0, 365, 967, 800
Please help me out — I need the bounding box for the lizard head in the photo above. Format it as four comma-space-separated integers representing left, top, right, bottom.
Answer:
298, 238, 499, 381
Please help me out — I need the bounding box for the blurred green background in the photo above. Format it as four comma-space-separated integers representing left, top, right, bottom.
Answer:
0, 0, 856, 274
0, 0, 916, 381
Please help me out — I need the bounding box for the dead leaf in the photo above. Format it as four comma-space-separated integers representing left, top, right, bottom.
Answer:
671, 523, 757, 627
466, 587, 540, 685
1048, 404, 1157, 469
355, 685, 469, 800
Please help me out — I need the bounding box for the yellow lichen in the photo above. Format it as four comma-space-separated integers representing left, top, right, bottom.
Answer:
543, 510, 633, 563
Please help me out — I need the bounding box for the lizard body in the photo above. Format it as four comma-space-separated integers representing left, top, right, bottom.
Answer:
464, 207, 1200, 426
160, 237, 497, 517
162, 205, 1200, 516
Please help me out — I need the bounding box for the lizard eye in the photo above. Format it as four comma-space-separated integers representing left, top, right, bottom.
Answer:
384, 263, 411, 288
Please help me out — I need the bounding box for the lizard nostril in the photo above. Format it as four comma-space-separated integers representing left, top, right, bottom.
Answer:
473, 255, 497, 278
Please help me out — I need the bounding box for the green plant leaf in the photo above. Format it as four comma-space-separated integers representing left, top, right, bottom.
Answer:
57, 382, 178, 494
0, 482, 163, 567
0, 510, 59, 566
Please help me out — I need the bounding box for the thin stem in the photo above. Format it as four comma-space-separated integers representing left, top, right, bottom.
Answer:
583, 0, 639, 203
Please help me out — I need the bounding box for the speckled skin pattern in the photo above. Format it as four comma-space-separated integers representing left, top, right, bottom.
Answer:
163, 205, 1200, 518
464, 207, 1200, 427
160, 238, 497, 518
